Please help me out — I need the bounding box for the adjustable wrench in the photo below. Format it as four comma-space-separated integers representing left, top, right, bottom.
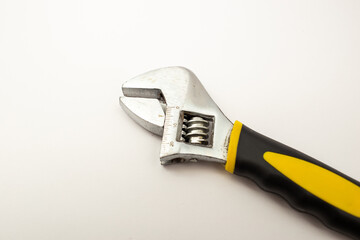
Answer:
119, 67, 360, 239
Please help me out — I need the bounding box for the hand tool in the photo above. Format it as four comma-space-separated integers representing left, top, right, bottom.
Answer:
119, 66, 360, 239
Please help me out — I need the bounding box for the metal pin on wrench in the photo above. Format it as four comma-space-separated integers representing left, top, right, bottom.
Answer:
120, 67, 360, 239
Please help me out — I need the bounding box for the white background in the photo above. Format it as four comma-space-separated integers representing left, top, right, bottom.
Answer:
1, 0, 360, 239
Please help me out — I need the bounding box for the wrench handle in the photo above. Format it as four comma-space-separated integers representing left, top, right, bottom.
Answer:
225, 121, 360, 239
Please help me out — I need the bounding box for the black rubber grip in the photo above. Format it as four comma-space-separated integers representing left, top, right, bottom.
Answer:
233, 125, 360, 239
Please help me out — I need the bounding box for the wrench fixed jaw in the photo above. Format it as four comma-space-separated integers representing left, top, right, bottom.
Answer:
120, 67, 233, 165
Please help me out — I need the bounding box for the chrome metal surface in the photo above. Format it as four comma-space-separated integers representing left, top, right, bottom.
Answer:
120, 67, 233, 165
119, 97, 164, 136
181, 115, 212, 146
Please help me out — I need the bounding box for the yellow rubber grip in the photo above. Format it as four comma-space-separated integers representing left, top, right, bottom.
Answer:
225, 121, 243, 173
264, 152, 360, 218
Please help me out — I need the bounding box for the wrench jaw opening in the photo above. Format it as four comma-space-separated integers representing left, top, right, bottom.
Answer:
120, 66, 233, 165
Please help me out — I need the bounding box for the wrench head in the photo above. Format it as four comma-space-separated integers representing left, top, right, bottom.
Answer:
120, 67, 233, 165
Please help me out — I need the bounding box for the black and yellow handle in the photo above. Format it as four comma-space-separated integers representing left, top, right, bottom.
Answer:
225, 121, 360, 239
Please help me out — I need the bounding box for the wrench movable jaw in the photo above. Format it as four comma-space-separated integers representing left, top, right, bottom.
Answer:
120, 66, 233, 165
119, 97, 165, 136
